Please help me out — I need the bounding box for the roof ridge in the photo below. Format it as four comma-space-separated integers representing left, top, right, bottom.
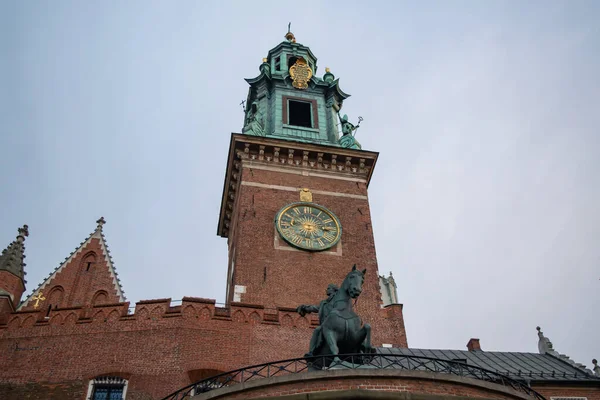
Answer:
18, 218, 126, 310
406, 347, 543, 355
546, 350, 595, 377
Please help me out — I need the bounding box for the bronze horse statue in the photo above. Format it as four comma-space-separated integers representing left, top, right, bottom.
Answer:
299, 265, 374, 367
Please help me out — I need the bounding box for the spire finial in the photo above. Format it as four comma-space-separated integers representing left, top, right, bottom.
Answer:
96, 217, 106, 231
285, 23, 296, 43
537, 326, 554, 354
17, 225, 29, 243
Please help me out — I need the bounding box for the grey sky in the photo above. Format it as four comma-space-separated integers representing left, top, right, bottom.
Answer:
1, 1, 598, 367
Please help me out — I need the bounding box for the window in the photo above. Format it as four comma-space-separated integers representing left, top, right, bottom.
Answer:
551, 398, 587, 400
87, 376, 128, 400
274, 56, 281, 71
92, 290, 109, 306
282, 96, 318, 129
288, 100, 312, 128
47, 286, 65, 308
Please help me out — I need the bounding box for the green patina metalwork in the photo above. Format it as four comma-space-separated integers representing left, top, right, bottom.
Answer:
337, 114, 362, 149
241, 30, 364, 148
296, 264, 375, 368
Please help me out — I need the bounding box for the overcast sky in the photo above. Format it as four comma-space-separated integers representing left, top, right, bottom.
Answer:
1, 1, 598, 368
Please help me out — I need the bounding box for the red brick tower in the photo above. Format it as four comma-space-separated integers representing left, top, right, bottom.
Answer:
217, 31, 407, 346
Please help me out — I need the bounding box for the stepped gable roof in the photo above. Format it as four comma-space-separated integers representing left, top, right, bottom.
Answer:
378, 346, 598, 382
0, 225, 29, 282
18, 217, 125, 309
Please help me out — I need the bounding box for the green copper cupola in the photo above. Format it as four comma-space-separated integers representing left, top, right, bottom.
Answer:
242, 28, 361, 149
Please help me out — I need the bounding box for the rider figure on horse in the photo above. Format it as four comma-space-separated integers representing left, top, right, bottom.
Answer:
296, 265, 373, 367
296, 283, 339, 357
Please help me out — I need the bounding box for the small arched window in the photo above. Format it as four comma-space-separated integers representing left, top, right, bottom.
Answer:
92, 290, 109, 306
47, 286, 65, 308
81, 252, 97, 272
86, 376, 128, 400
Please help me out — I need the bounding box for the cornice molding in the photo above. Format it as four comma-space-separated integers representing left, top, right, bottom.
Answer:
217, 134, 378, 238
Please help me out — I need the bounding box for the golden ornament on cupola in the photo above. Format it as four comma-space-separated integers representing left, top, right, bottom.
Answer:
289, 57, 313, 90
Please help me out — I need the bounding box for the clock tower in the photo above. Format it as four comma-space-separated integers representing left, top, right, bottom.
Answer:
218, 29, 407, 347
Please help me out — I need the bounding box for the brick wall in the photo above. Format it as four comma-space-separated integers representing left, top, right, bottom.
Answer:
534, 385, 600, 400
0, 270, 24, 309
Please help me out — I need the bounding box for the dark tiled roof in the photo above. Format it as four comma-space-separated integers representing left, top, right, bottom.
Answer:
378, 347, 599, 382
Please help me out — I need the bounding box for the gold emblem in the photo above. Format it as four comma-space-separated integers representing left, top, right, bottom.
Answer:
32, 291, 46, 309
289, 58, 312, 90
299, 188, 313, 202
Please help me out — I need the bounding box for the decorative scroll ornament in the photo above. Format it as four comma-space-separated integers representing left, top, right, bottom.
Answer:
339, 135, 362, 150
290, 58, 313, 90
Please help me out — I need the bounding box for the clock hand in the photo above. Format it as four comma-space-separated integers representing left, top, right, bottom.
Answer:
322, 226, 335, 231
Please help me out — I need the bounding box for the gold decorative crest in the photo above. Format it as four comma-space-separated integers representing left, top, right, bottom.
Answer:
299, 188, 313, 202
289, 58, 313, 90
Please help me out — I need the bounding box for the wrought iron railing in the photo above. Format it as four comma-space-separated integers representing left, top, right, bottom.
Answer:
161, 353, 546, 400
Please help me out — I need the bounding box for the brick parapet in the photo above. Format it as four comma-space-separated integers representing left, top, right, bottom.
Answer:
0, 298, 407, 333
0, 296, 408, 399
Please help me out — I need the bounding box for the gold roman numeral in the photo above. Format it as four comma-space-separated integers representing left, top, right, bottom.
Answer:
323, 232, 336, 242
291, 235, 302, 245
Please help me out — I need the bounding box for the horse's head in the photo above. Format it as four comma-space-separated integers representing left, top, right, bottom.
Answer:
342, 264, 367, 299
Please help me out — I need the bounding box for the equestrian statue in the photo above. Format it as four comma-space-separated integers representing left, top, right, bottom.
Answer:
296, 264, 374, 367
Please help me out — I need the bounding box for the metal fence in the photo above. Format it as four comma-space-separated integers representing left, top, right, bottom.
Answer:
161, 353, 546, 400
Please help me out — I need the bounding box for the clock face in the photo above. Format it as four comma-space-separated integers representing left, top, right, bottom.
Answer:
275, 202, 342, 251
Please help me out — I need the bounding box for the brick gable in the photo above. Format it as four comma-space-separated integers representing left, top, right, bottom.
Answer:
18, 224, 124, 312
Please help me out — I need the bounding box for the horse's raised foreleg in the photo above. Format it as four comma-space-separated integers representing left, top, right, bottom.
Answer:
322, 327, 341, 364
360, 323, 373, 354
